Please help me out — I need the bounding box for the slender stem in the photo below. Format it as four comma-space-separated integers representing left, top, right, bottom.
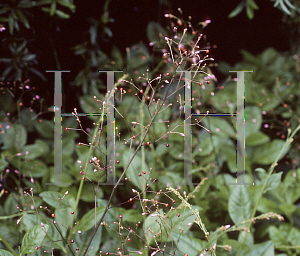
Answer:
0, 233, 18, 256
236, 124, 300, 256
82, 76, 175, 256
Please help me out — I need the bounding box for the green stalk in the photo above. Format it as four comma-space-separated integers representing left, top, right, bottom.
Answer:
82, 74, 176, 256
0, 234, 18, 256
66, 75, 127, 255
236, 124, 300, 256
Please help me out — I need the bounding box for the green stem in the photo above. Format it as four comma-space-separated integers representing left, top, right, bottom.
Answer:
236, 124, 300, 256
0, 233, 18, 256
66, 75, 127, 255
82, 74, 175, 256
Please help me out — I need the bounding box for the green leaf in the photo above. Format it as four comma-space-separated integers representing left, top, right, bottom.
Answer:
20, 224, 49, 255
173, 233, 206, 255
252, 139, 290, 165
9, 15, 14, 34
279, 203, 296, 214
14, 160, 48, 178
34, 119, 54, 139
283, 170, 300, 204
22, 54, 36, 62
70, 227, 102, 256
28, 67, 47, 81
247, 0, 259, 10
40, 191, 71, 208
228, 1, 246, 18
287, 227, 300, 247
147, 21, 167, 44
202, 117, 236, 138
21, 139, 49, 160
245, 132, 270, 146
122, 151, 147, 190
50, 1, 56, 15
265, 172, 282, 192
16, 9, 30, 28
144, 207, 199, 246
3, 124, 27, 150
245, 106, 262, 138
257, 197, 282, 214
268, 226, 288, 246
279, 0, 291, 15
0, 159, 9, 170
75, 206, 105, 232
55, 9, 70, 18
246, 5, 254, 19
223, 239, 250, 251
0, 58, 13, 63
36, 0, 52, 5
228, 186, 252, 225
111, 46, 123, 68
0, 250, 15, 256
245, 241, 274, 256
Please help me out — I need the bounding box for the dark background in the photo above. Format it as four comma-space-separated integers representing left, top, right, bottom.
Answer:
2, 0, 291, 114
39, 0, 290, 95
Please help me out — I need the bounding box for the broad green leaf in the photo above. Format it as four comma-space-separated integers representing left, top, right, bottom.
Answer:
265, 172, 282, 192
21, 140, 49, 160
228, 186, 251, 225
79, 95, 101, 121
238, 231, 254, 247
173, 233, 206, 255
283, 170, 300, 204
0, 250, 14, 256
279, 203, 296, 214
13, 160, 48, 178
245, 132, 270, 146
257, 197, 282, 214
245, 106, 262, 138
34, 120, 54, 139
40, 191, 71, 208
126, 43, 150, 71
287, 227, 300, 247
223, 239, 250, 251
144, 207, 199, 246
245, 241, 274, 256
0, 159, 8, 169
252, 140, 290, 165
122, 151, 147, 190
202, 117, 236, 138
20, 224, 49, 255
75, 206, 105, 232
70, 227, 102, 256
268, 226, 288, 246
3, 124, 27, 149
147, 21, 167, 44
